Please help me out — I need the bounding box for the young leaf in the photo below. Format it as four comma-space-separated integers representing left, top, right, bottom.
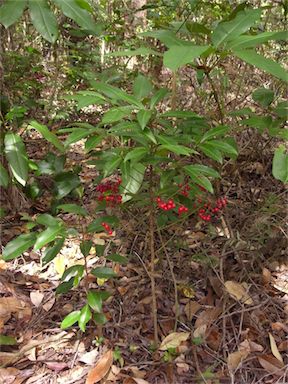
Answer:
0, 163, 9, 188
29, 121, 65, 152
163, 45, 209, 71
78, 304, 92, 332
91, 267, 117, 279
3, 233, 36, 261
42, 238, 65, 265
34, 224, 64, 251
0, 0, 26, 28
252, 88, 274, 107
133, 74, 153, 100
272, 145, 288, 183
57, 203, 88, 216
61, 310, 81, 329
4, 133, 29, 186
106, 253, 128, 264
29, 0, 59, 43
87, 291, 103, 313
212, 8, 262, 47
137, 110, 153, 130
233, 49, 288, 83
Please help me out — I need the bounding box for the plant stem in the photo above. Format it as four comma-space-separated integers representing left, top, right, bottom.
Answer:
149, 165, 158, 345
205, 70, 224, 125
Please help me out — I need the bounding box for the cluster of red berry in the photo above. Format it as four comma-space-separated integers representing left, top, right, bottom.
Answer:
178, 183, 191, 197
156, 197, 189, 216
101, 222, 113, 236
198, 197, 227, 222
96, 177, 122, 206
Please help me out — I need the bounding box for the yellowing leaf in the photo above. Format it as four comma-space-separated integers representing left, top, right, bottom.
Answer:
96, 278, 107, 286
225, 280, 253, 305
86, 349, 113, 384
54, 254, 66, 276
159, 332, 190, 351
268, 333, 284, 364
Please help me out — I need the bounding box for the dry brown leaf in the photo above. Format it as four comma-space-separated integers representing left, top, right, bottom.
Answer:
42, 297, 55, 312
193, 324, 207, 339
271, 322, 288, 332
159, 332, 190, 351
258, 354, 284, 376
0, 367, 20, 384
30, 291, 44, 307
262, 268, 271, 285
224, 281, 253, 305
79, 349, 99, 365
248, 341, 264, 352
227, 350, 249, 371
194, 307, 222, 329
184, 301, 201, 321
268, 333, 284, 364
278, 340, 288, 352
45, 361, 68, 372
85, 350, 113, 384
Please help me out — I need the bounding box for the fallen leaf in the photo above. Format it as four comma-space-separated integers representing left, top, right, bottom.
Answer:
268, 333, 284, 364
271, 322, 288, 332
30, 291, 44, 307
42, 297, 55, 312
225, 281, 253, 305
248, 341, 264, 352
258, 354, 284, 376
184, 301, 201, 321
54, 255, 66, 276
45, 361, 68, 372
0, 367, 20, 384
194, 307, 222, 328
159, 332, 190, 351
79, 349, 99, 365
227, 350, 249, 371
278, 340, 288, 352
262, 268, 271, 285
193, 324, 207, 339
85, 349, 113, 384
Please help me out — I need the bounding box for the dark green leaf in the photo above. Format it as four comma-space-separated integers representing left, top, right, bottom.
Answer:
102, 106, 133, 124
106, 253, 128, 264
29, 121, 64, 152
91, 267, 117, 279
200, 125, 229, 143
275, 101, 288, 118
161, 111, 200, 119
54, 172, 81, 199
0, 163, 9, 188
56, 279, 74, 294
80, 240, 93, 257
0, 0, 26, 28
78, 304, 91, 332
29, 0, 59, 43
122, 162, 146, 202
207, 139, 238, 156
4, 133, 29, 186
93, 312, 107, 324
150, 88, 169, 109
133, 74, 153, 100
199, 143, 223, 163
124, 147, 148, 163
42, 238, 65, 265
3, 233, 36, 261
85, 135, 104, 152
87, 290, 102, 312
57, 203, 87, 216
226, 31, 288, 50
103, 156, 122, 177
34, 224, 64, 251
252, 88, 274, 107
61, 264, 84, 282
36, 213, 61, 227
61, 310, 80, 329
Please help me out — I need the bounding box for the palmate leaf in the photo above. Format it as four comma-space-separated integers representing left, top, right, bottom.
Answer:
0, 0, 27, 28
29, 0, 59, 43
4, 133, 29, 186
233, 49, 288, 83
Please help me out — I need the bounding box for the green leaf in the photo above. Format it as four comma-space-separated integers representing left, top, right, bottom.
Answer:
57, 203, 87, 216
103, 156, 122, 177
186, 21, 211, 35
109, 47, 161, 57
212, 8, 262, 47
163, 45, 209, 71
34, 224, 64, 251
140, 30, 186, 47
252, 88, 274, 107
198, 143, 223, 163
56, 279, 74, 294
91, 82, 144, 108
161, 111, 200, 119
36, 213, 60, 227
53, 0, 96, 31
124, 147, 148, 163
61, 264, 84, 282
200, 125, 229, 143
65, 91, 106, 109
42, 238, 65, 265
29, 121, 64, 152
185, 164, 220, 178
0, 0, 26, 28
159, 144, 194, 156
207, 139, 238, 156
240, 116, 272, 133
233, 49, 288, 83
80, 240, 93, 257
106, 253, 128, 264
78, 304, 91, 332
87, 216, 119, 233
28, 0, 58, 43
226, 31, 288, 50
272, 145, 288, 183
85, 135, 104, 152
64, 128, 93, 147
91, 267, 117, 279
150, 88, 169, 109
137, 110, 153, 130
0, 163, 9, 188
61, 310, 80, 329
275, 101, 288, 118
4, 133, 29, 186
54, 172, 81, 199
87, 291, 102, 312
93, 312, 107, 324
133, 74, 153, 100
0, 335, 17, 345
3, 233, 36, 261
75, 0, 92, 12
122, 162, 146, 202
102, 106, 133, 124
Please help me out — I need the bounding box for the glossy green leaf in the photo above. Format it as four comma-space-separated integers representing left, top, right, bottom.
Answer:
53, 0, 96, 31
140, 30, 186, 47
0, 0, 26, 28
133, 74, 153, 100
42, 238, 65, 265
78, 304, 91, 332
0, 163, 9, 188
80, 240, 93, 257
137, 110, 153, 130
124, 147, 148, 163
29, 0, 58, 43
163, 45, 209, 71
233, 49, 288, 83
252, 88, 274, 107
61, 264, 84, 282
54, 172, 81, 199
34, 224, 64, 251
57, 203, 87, 216
4, 133, 29, 186
122, 162, 146, 202
29, 121, 64, 152
3, 233, 36, 261
91, 267, 117, 279
56, 279, 74, 294
226, 31, 287, 50
159, 144, 194, 156
106, 253, 128, 264
0, 335, 17, 345
36, 213, 60, 227
87, 291, 102, 312
61, 310, 80, 329
102, 106, 133, 124
272, 145, 288, 183
64, 128, 92, 147
212, 8, 262, 47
